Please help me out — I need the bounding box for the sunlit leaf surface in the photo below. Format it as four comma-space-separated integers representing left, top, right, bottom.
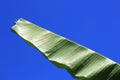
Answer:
11, 18, 120, 80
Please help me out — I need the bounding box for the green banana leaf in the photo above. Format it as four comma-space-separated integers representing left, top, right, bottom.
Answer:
11, 18, 120, 80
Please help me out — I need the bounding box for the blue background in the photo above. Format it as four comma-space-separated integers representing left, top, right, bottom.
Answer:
1, 0, 120, 80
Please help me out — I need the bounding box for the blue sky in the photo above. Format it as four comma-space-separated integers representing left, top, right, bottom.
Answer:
1, 0, 120, 80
